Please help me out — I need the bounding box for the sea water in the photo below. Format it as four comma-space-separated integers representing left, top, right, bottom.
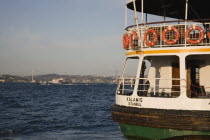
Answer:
0, 83, 126, 140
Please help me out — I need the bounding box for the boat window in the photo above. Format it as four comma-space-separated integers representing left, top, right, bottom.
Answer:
123, 57, 139, 77
137, 56, 181, 98
117, 57, 139, 96
186, 55, 210, 98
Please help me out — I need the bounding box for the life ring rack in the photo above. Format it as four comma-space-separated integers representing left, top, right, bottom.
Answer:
186, 26, 204, 44
162, 26, 180, 45
144, 29, 158, 47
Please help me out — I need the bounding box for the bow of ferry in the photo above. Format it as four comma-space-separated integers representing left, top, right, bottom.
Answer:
112, 0, 210, 139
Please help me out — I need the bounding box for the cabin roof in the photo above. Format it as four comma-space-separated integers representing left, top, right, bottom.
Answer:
127, 0, 210, 20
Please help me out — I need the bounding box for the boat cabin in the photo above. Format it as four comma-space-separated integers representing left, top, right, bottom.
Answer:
118, 0, 210, 104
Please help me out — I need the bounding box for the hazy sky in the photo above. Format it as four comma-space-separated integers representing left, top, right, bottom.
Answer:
0, 0, 126, 76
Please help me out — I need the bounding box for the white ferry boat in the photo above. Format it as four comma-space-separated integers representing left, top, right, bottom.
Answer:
112, 0, 210, 139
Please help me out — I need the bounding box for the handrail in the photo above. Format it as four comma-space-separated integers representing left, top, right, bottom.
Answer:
117, 77, 184, 97
125, 19, 210, 30
119, 77, 183, 80
124, 21, 210, 49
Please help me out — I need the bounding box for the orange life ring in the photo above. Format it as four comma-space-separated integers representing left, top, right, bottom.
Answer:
162, 26, 180, 45
123, 31, 138, 49
208, 33, 210, 39
123, 33, 129, 49
129, 31, 138, 48
144, 29, 158, 47
186, 26, 204, 44
207, 28, 210, 39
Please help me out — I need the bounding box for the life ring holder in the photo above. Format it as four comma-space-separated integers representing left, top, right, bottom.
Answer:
186, 26, 204, 44
144, 29, 158, 47
162, 26, 180, 45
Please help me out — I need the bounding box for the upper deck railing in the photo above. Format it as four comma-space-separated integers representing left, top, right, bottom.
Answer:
116, 77, 210, 98
116, 77, 183, 98
123, 19, 210, 50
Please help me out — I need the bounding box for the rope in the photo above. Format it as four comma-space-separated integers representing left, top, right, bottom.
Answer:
190, 84, 202, 88
189, 83, 210, 89
183, 79, 210, 88
183, 86, 210, 97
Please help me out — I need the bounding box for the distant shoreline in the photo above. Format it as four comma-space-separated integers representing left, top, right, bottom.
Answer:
0, 74, 119, 84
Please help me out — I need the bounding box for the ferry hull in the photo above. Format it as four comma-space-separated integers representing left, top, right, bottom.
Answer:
120, 123, 210, 140
112, 104, 210, 139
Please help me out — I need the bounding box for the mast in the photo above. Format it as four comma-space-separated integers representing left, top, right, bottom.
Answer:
132, 0, 141, 48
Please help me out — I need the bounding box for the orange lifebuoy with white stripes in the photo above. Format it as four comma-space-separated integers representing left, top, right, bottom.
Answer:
122, 31, 138, 49
123, 33, 129, 49
162, 26, 180, 45
186, 26, 204, 44
144, 29, 158, 47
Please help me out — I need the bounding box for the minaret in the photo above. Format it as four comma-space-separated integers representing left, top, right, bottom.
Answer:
31, 70, 35, 83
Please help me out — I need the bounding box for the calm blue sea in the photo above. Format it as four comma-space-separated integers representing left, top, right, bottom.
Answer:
0, 83, 126, 140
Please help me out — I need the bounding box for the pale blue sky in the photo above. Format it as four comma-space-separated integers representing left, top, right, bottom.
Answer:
0, 0, 126, 76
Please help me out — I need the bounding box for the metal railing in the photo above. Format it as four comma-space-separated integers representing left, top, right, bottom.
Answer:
117, 77, 184, 98
125, 19, 210, 50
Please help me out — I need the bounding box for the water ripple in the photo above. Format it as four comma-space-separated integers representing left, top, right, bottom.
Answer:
0, 83, 125, 140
